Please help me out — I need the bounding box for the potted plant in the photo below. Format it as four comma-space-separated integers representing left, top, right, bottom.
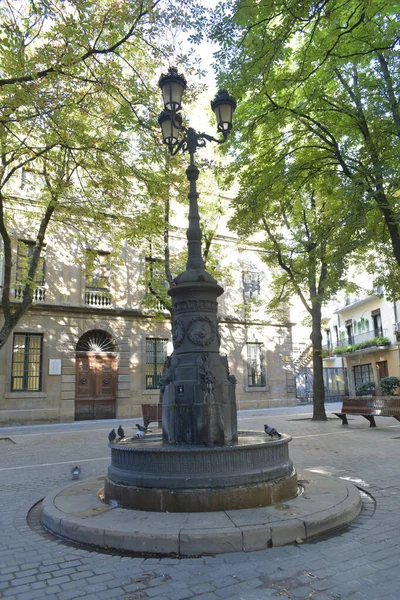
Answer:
356, 381, 376, 396
380, 376, 400, 396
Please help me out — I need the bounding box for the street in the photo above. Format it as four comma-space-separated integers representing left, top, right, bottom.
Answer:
1, 403, 400, 600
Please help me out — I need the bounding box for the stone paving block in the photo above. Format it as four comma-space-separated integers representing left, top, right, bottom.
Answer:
189, 582, 216, 595
290, 586, 315, 598
3, 584, 31, 596
96, 589, 126, 600
58, 591, 84, 600
14, 569, 37, 580
59, 561, 82, 570
11, 575, 37, 586
186, 594, 219, 600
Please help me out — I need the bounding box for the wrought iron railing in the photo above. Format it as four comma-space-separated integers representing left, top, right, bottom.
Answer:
336, 328, 387, 348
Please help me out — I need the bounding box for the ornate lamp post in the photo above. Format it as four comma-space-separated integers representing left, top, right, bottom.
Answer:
158, 68, 236, 278
157, 67, 238, 445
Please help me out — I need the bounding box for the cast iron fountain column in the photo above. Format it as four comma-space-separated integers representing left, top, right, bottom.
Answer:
160, 141, 237, 444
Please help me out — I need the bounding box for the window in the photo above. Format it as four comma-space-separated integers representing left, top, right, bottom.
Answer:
354, 364, 374, 391
145, 257, 165, 290
333, 325, 339, 345
246, 342, 265, 387
325, 329, 332, 349
371, 309, 383, 337
85, 251, 111, 306
345, 319, 353, 345
85, 251, 110, 291
15, 241, 46, 301
146, 338, 168, 389
16, 240, 45, 285
242, 270, 260, 304
11, 334, 43, 391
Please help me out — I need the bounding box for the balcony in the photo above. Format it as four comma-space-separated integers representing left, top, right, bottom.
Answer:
14, 283, 46, 302
85, 289, 112, 307
333, 328, 390, 356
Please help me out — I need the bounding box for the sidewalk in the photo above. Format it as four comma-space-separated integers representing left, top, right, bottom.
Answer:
1, 404, 400, 600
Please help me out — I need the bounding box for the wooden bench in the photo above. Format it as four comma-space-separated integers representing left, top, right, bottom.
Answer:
141, 404, 162, 429
333, 396, 400, 427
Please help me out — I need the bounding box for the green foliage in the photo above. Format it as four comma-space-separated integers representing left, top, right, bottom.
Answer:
380, 376, 400, 396
356, 381, 376, 396
0, 0, 206, 347
210, 0, 400, 281
334, 337, 390, 355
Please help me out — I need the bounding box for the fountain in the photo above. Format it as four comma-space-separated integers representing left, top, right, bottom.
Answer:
40, 70, 361, 555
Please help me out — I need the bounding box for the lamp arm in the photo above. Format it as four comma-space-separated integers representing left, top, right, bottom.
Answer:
196, 131, 229, 145
167, 126, 228, 156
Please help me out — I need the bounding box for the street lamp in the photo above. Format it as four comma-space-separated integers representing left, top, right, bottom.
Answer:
157, 67, 238, 446
158, 67, 236, 152
158, 67, 236, 275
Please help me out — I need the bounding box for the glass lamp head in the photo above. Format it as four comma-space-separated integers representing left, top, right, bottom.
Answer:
158, 67, 187, 112
158, 110, 183, 148
211, 90, 237, 133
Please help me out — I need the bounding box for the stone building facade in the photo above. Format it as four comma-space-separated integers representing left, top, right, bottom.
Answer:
0, 204, 296, 426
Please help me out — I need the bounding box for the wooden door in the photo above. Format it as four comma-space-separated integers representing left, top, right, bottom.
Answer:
377, 360, 388, 381
75, 353, 117, 420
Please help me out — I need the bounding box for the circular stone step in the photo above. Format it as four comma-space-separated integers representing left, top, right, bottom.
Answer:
41, 471, 362, 556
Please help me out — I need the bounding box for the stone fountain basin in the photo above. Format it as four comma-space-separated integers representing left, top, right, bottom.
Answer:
104, 431, 297, 512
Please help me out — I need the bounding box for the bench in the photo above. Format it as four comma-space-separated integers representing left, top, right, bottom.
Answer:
141, 404, 162, 429
333, 396, 400, 427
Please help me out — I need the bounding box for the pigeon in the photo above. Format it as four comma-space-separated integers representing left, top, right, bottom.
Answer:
134, 429, 145, 440
108, 429, 117, 443
117, 425, 125, 440
135, 423, 147, 433
71, 466, 81, 480
264, 424, 282, 439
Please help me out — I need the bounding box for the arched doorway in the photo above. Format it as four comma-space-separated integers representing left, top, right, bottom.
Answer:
75, 329, 117, 421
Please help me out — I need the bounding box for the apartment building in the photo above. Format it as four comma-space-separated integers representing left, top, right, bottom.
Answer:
322, 284, 400, 397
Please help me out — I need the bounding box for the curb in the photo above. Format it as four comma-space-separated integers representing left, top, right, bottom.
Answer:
41, 471, 362, 556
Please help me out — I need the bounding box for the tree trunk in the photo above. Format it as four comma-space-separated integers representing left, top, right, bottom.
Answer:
310, 301, 327, 420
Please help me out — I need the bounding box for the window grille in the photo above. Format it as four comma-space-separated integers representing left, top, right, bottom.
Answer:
354, 364, 374, 390
246, 342, 265, 387
11, 333, 43, 391
242, 270, 260, 304
146, 338, 168, 389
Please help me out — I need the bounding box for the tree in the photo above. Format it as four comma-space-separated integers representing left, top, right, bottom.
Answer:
0, 0, 204, 348
228, 160, 363, 418
207, 0, 399, 416
209, 0, 400, 273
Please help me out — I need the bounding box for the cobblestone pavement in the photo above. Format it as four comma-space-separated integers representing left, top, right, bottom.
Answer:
1, 403, 400, 600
